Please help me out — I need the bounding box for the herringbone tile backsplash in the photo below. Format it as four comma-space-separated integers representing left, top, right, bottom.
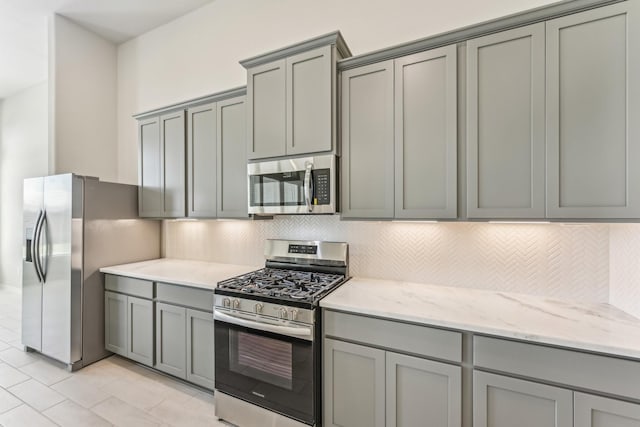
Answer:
164, 216, 614, 304
609, 224, 640, 318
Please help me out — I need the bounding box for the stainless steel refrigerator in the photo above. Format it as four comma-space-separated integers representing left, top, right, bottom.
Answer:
22, 174, 160, 370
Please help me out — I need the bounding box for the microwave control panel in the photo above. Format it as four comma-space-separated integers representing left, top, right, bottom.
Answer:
313, 169, 331, 205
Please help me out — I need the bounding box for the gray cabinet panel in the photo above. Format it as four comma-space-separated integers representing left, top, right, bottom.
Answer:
187, 103, 216, 218
247, 59, 286, 159
156, 282, 214, 313
546, 2, 640, 218
127, 296, 154, 366
104, 291, 127, 356
286, 46, 332, 155
386, 352, 461, 427
138, 117, 162, 217
161, 111, 186, 217
105, 274, 153, 299
217, 96, 248, 218
341, 61, 395, 218
394, 46, 457, 219
474, 371, 573, 427
186, 309, 215, 390
324, 338, 385, 427
155, 302, 186, 378
467, 23, 545, 218
575, 393, 640, 427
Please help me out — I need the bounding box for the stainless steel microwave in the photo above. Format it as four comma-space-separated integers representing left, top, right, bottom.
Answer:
248, 154, 337, 215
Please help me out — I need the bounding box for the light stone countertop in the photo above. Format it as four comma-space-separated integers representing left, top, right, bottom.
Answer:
100, 258, 260, 290
321, 277, 640, 360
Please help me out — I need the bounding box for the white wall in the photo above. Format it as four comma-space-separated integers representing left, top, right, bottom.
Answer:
117, 0, 558, 184
50, 14, 118, 182
0, 82, 48, 288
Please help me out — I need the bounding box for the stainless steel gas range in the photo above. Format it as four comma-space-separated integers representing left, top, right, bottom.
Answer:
213, 239, 349, 427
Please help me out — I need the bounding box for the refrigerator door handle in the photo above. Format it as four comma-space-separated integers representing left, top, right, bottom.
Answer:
34, 209, 46, 283
37, 211, 48, 282
31, 210, 44, 282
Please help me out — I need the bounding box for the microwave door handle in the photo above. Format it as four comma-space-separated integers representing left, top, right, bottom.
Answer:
214, 310, 313, 340
304, 162, 313, 213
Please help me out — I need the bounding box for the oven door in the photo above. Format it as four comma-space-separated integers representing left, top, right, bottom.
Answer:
214, 312, 316, 425
248, 155, 336, 215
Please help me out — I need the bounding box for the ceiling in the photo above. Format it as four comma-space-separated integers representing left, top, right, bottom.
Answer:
0, 0, 213, 99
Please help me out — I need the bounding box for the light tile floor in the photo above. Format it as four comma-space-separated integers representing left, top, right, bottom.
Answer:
0, 286, 230, 427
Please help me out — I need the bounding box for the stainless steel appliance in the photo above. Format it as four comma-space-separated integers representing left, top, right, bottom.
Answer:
22, 173, 160, 370
214, 239, 349, 427
248, 154, 337, 215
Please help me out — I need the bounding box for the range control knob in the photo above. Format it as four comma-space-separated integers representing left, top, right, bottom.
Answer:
279, 307, 288, 319
290, 309, 299, 321
254, 303, 264, 314
232, 299, 241, 309
222, 298, 231, 308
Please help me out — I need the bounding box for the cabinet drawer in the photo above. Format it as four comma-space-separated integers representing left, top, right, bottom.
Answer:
474, 336, 640, 401
156, 282, 214, 312
324, 310, 461, 363
105, 274, 153, 299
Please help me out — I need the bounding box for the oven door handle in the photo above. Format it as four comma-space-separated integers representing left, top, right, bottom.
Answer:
214, 310, 313, 341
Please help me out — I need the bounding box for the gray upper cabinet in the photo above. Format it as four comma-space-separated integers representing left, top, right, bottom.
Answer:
341, 61, 395, 219
247, 59, 286, 160
187, 103, 217, 218
546, 1, 640, 218
474, 371, 573, 427
217, 96, 248, 218
394, 46, 457, 219
286, 46, 333, 156
574, 392, 640, 427
466, 23, 545, 219
161, 111, 186, 218
242, 32, 350, 160
386, 352, 461, 427
138, 116, 162, 217
324, 338, 385, 427
138, 110, 186, 218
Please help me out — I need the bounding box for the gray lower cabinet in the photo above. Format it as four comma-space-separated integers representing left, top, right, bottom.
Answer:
574, 392, 640, 427
341, 61, 395, 219
324, 338, 385, 427
466, 23, 545, 219
546, 1, 640, 218
186, 308, 215, 390
473, 371, 573, 427
155, 302, 187, 378
105, 290, 154, 367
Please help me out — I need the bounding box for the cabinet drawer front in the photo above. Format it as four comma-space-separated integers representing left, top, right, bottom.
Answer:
474, 336, 640, 400
324, 310, 461, 363
156, 282, 214, 312
105, 274, 153, 299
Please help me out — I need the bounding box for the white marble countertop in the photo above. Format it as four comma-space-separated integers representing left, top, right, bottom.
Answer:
321, 277, 640, 360
100, 258, 260, 290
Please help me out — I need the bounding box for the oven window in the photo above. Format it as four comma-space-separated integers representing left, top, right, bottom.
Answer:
229, 331, 293, 390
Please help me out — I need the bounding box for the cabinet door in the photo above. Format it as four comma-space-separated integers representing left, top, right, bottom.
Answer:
467, 23, 545, 218
138, 116, 163, 217
127, 296, 154, 366
155, 302, 186, 378
187, 103, 216, 218
341, 61, 395, 219
286, 45, 332, 155
575, 392, 640, 427
104, 291, 127, 356
394, 46, 457, 219
247, 59, 286, 159
546, 2, 640, 218
323, 338, 385, 427
386, 352, 461, 427
161, 111, 186, 217
474, 371, 572, 427
186, 309, 215, 390
217, 96, 248, 218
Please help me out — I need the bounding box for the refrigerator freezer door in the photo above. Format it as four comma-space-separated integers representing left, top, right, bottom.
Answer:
22, 177, 44, 351
41, 174, 83, 364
